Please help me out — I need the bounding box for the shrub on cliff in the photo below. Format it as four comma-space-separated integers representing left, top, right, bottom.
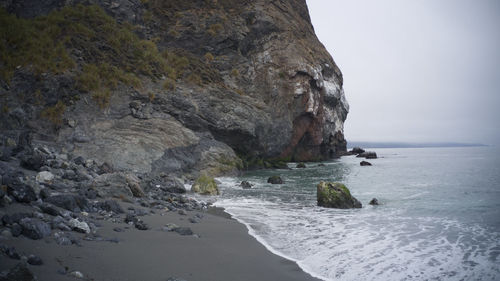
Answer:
0, 4, 169, 109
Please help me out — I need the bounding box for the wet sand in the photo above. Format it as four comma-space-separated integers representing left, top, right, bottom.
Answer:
0, 203, 320, 281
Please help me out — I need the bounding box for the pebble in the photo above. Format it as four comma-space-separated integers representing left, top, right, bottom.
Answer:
5, 246, 20, 259
69, 271, 84, 279
173, 227, 193, 236
134, 220, 149, 230
27, 254, 43, 265
113, 227, 124, 232
162, 223, 179, 232
1, 229, 12, 238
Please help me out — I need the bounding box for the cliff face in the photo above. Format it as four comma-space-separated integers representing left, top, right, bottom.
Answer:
0, 0, 348, 177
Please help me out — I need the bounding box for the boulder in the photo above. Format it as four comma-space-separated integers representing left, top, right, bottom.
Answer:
149, 177, 186, 193
0, 146, 14, 161
6, 182, 36, 203
360, 161, 372, 166
126, 174, 145, 197
35, 171, 54, 183
96, 200, 124, 213
369, 198, 379, 205
44, 194, 89, 212
240, 181, 253, 189
68, 218, 90, 234
267, 176, 283, 184
91, 173, 143, 198
350, 147, 365, 154
317, 181, 362, 209
39, 202, 63, 216
11, 224, 22, 237
19, 218, 51, 240
2, 213, 32, 225
98, 162, 114, 175
73, 156, 85, 165
20, 149, 46, 171
357, 151, 377, 159
296, 163, 306, 168
191, 175, 219, 195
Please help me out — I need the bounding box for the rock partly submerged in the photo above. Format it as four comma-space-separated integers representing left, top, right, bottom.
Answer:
317, 181, 362, 209
296, 163, 306, 168
357, 152, 378, 159
267, 176, 284, 184
240, 181, 253, 189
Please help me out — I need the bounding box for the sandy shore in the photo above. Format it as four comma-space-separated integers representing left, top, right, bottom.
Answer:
0, 202, 320, 281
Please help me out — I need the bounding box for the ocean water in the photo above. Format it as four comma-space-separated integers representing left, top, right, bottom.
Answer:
214, 146, 500, 281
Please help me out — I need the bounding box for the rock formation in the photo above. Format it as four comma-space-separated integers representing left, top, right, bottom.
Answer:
0, 0, 348, 178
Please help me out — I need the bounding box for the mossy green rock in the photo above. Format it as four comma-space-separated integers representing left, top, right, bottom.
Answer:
191, 175, 219, 195
317, 181, 362, 209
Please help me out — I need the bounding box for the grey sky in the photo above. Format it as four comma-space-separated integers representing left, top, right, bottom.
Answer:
306, 0, 500, 145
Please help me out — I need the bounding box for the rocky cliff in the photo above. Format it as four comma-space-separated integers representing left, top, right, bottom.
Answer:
0, 0, 348, 179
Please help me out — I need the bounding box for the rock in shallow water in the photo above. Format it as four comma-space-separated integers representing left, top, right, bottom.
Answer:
267, 176, 283, 184
360, 161, 372, 166
240, 181, 253, 189
369, 198, 379, 205
317, 181, 362, 209
296, 162, 306, 168
357, 151, 377, 159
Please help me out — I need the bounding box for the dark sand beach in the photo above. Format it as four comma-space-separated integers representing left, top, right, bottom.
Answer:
0, 202, 320, 281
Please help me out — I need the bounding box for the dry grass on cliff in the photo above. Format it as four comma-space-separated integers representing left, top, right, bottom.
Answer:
1, 5, 170, 109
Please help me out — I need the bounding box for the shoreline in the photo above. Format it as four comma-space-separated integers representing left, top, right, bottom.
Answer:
1, 201, 321, 281
219, 206, 327, 281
